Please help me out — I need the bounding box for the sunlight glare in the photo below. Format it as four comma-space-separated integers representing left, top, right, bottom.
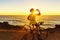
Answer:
34, 11, 39, 14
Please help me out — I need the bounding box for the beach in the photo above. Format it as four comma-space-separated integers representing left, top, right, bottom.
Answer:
0, 15, 60, 40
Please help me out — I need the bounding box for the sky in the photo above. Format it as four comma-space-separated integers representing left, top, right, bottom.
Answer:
0, 0, 60, 15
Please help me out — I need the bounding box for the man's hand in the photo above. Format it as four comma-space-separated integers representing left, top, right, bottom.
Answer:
36, 9, 40, 12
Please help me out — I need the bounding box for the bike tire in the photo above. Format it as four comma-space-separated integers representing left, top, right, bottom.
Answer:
40, 30, 48, 40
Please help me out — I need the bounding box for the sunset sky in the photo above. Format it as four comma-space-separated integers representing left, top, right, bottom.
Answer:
0, 0, 60, 15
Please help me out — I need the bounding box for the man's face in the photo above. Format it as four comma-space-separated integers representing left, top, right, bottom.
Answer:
31, 10, 34, 13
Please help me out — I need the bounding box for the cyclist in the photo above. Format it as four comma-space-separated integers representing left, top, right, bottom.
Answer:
27, 8, 41, 30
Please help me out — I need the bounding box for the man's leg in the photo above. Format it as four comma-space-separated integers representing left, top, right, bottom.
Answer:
32, 24, 35, 29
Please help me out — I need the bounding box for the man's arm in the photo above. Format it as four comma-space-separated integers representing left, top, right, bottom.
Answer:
27, 14, 31, 20
38, 11, 41, 15
36, 9, 41, 16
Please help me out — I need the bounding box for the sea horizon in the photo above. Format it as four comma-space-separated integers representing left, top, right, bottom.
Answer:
0, 15, 60, 29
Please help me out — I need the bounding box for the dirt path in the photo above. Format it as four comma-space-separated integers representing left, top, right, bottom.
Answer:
0, 30, 60, 40
46, 31, 60, 40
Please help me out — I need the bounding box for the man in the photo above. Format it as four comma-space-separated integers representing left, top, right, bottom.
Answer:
27, 8, 41, 29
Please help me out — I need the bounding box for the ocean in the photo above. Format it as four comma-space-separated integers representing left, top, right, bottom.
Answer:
0, 15, 60, 29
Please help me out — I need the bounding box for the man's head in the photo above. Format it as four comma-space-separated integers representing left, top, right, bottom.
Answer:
30, 8, 34, 13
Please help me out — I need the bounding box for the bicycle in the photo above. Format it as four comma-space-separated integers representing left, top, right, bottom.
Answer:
34, 22, 48, 40
22, 22, 48, 40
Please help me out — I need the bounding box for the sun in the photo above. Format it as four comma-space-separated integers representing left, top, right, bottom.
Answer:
33, 11, 39, 14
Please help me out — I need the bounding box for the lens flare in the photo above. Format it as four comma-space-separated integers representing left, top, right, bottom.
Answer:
33, 11, 39, 14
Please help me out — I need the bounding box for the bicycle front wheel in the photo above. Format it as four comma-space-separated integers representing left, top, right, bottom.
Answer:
40, 30, 48, 40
